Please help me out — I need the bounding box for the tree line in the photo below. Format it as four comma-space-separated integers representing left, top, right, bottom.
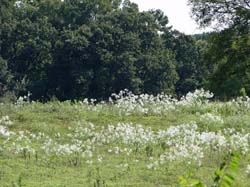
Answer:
0, 0, 249, 101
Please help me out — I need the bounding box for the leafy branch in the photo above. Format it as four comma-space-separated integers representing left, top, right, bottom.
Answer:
179, 153, 240, 187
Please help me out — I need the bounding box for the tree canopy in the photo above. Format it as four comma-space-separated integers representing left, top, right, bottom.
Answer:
188, 0, 250, 29
188, 0, 250, 98
0, 0, 180, 100
0, 0, 250, 100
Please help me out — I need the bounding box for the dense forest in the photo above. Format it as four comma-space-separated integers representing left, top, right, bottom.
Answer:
0, 0, 250, 101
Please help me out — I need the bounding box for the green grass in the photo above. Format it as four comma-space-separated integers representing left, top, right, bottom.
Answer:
0, 101, 250, 187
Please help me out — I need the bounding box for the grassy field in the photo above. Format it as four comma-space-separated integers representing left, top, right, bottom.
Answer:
0, 90, 250, 187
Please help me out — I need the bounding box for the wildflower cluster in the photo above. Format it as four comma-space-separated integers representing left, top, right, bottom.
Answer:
1, 119, 250, 171
108, 89, 213, 115
0, 125, 14, 137
178, 88, 214, 106
1, 89, 250, 186
29, 88, 250, 118
200, 113, 224, 125
15, 92, 32, 107
232, 96, 250, 110
0, 116, 13, 126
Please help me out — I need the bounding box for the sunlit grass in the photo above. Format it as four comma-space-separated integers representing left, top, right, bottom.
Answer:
1, 90, 250, 186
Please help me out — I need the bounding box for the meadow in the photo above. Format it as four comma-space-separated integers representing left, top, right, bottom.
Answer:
0, 89, 250, 187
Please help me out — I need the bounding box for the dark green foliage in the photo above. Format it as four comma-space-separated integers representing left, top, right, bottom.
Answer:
0, 0, 180, 100
201, 28, 250, 99
1, 0, 249, 100
188, 0, 250, 99
0, 57, 13, 96
213, 153, 240, 187
163, 30, 205, 95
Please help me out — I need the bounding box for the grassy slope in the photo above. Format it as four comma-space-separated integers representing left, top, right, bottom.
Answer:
0, 102, 250, 187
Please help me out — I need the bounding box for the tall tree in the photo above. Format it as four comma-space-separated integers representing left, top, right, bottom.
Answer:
188, 0, 250, 29
1, 0, 179, 100
188, 0, 250, 98
163, 30, 206, 95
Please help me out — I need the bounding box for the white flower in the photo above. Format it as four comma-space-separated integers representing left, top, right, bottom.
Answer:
200, 113, 224, 124
0, 116, 13, 126
246, 165, 250, 174
97, 155, 103, 163
86, 160, 93, 165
